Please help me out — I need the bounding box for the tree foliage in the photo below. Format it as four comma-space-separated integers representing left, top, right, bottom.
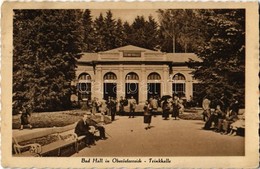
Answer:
189, 9, 245, 107
13, 10, 83, 112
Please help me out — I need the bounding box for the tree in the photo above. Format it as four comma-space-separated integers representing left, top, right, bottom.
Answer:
93, 13, 106, 52
82, 9, 95, 52
144, 15, 159, 50
115, 19, 126, 47
13, 10, 84, 112
123, 21, 133, 46
189, 9, 245, 107
103, 10, 117, 50
157, 9, 185, 53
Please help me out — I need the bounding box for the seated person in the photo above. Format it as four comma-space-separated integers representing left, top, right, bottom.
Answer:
228, 111, 245, 136
74, 113, 95, 147
203, 105, 222, 130
85, 112, 107, 140
221, 97, 239, 135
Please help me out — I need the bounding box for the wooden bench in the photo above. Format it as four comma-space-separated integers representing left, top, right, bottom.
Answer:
13, 123, 87, 157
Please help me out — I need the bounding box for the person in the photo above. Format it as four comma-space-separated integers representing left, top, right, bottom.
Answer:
20, 104, 33, 130
91, 97, 97, 115
119, 96, 127, 116
106, 97, 112, 117
150, 96, 158, 117
143, 100, 152, 129
203, 105, 222, 130
172, 95, 180, 120
85, 112, 107, 140
110, 97, 117, 121
202, 96, 211, 121
221, 97, 239, 135
74, 113, 95, 147
129, 96, 137, 118
162, 99, 170, 120
178, 99, 185, 114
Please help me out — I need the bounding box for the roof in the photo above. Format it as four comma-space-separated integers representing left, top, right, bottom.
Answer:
77, 45, 201, 64
101, 45, 160, 54
166, 53, 202, 62
78, 53, 98, 62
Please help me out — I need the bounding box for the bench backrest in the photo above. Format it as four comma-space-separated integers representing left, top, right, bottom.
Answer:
13, 123, 77, 143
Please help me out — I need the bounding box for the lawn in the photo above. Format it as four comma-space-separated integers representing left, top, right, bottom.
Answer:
12, 108, 203, 129
12, 109, 112, 129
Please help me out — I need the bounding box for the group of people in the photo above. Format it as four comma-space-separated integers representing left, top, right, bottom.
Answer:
142, 95, 184, 130
202, 95, 244, 136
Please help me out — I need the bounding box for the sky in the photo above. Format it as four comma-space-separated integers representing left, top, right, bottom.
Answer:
90, 9, 159, 24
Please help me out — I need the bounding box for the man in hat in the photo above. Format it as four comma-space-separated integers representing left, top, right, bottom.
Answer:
74, 112, 96, 147
85, 111, 108, 140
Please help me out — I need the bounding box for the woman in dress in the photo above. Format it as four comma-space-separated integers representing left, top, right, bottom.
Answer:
162, 99, 170, 120
143, 100, 152, 130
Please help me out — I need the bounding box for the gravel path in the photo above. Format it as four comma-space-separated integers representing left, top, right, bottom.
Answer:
72, 116, 244, 156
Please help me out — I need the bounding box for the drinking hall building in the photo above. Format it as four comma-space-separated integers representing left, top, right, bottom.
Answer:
73, 45, 201, 103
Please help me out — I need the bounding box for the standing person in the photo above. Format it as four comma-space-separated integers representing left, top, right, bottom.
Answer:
91, 97, 97, 115
106, 96, 112, 117
20, 104, 33, 130
162, 99, 170, 120
172, 95, 180, 120
110, 97, 117, 121
143, 100, 152, 130
129, 96, 137, 118
202, 96, 211, 121
74, 113, 95, 147
150, 96, 158, 117
119, 96, 126, 116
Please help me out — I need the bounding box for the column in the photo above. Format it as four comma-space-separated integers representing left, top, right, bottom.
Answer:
93, 66, 103, 100
162, 66, 169, 96
139, 65, 147, 104
117, 66, 125, 98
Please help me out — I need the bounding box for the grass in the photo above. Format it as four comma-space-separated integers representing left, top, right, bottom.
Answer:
12, 109, 112, 129
12, 108, 203, 129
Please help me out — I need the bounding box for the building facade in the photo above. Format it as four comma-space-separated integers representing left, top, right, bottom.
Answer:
73, 45, 200, 103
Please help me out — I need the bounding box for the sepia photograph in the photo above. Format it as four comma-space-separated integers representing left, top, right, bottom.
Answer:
1, 2, 259, 168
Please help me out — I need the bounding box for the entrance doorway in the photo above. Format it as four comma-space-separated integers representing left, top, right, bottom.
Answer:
147, 72, 161, 100
103, 72, 117, 100
125, 83, 139, 103
172, 73, 186, 98
103, 83, 117, 100
147, 83, 161, 100
77, 73, 92, 100
125, 72, 139, 103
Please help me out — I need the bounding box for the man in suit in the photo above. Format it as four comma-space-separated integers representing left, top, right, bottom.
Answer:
74, 113, 95, 147
85, 112, 108, 140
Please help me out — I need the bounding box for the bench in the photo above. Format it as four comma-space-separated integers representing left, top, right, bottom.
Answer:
12, 123, 87, 157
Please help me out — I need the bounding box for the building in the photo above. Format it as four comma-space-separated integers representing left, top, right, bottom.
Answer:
73, 45, 201, 103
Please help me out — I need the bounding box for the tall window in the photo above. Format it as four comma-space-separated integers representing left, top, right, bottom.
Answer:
77, 73, 91, 100
172, 73, 186, 98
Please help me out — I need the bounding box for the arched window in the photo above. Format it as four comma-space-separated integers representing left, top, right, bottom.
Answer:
148, 72, 161, 80
172, 73, 186, 98
104, 72, 117, 80
78, 73, 91, 80
125, 72, 139, 80
77, 73, 91, 100
172, 73, 185, 80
